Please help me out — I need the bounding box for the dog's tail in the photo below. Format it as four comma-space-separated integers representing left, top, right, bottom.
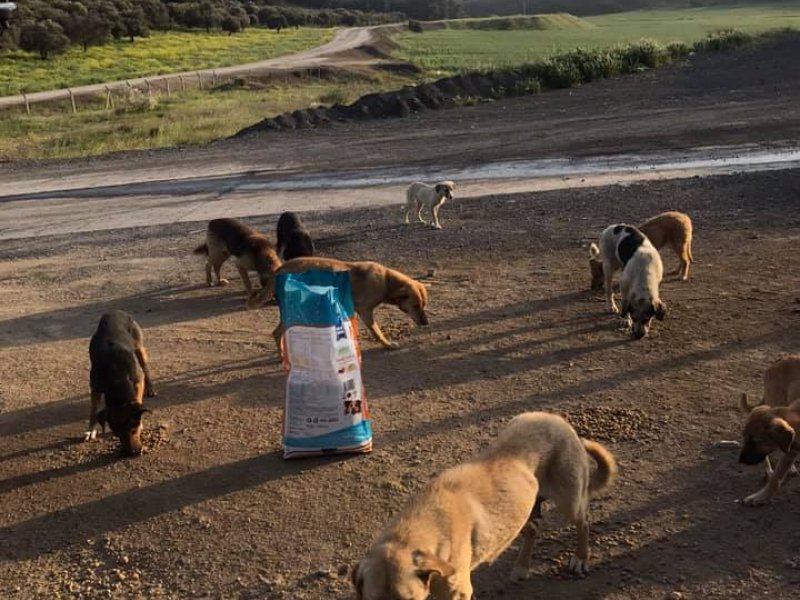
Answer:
583, 439, 617, 496
193, 243, 208, 256
588, 242, 600, 260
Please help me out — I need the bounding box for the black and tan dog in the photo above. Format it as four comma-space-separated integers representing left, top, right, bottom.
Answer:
276, 211, 315, 261
194, 218, 282, 306
352, 412, 617, 600
739, 394, 800, 506
252, 256, 429, 354
85, 311, 156, 456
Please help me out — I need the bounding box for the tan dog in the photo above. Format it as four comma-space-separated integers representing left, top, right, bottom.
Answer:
590, 211, 693, 289
741, 355, 800, 476
403, 181, 456, 229
739, 396, 800, 506
351, 412, 617, 600
254, 257, 429, 354
193, 218, 282, 306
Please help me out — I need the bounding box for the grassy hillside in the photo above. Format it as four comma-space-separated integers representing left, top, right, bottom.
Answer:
395, 4, 800, 74
0, 28, 333, 96
427, 13, 592, 30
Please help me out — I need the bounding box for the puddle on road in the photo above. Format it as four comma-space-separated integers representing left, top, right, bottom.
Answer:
235, 145, 800, 193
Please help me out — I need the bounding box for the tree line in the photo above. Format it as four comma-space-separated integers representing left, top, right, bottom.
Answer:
2, 0, 449, 59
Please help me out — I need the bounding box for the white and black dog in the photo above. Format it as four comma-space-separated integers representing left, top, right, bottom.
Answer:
402, 180, 456, 229
590, 224, 667, 339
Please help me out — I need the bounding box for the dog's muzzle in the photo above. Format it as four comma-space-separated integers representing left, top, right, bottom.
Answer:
419, 312, 429, 326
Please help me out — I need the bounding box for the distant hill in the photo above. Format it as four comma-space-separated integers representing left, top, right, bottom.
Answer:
463, 0, 793, 17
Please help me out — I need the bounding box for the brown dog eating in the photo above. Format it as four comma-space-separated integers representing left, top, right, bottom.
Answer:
86, 311, 156, 456
252, 256, 429, 354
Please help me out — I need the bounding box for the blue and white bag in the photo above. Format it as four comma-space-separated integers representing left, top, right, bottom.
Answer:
276, 269, 372, 459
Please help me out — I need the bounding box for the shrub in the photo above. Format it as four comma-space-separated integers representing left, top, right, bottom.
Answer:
19, 20, 70, 59
695, 29, 752, 52
319, 88, 349, 105
408, 20, 424, 33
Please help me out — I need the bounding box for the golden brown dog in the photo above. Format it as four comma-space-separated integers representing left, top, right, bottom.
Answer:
740, 355, 800, 476
351, 412, 617, 600
590, 211, 693, 289
193, 218, 282, 306
86, 311, 156, 456
739, 395, 800, 506
253, 257, 429, 354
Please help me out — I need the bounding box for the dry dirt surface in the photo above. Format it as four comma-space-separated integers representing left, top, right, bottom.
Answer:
2, 32, 800, 600
1, 168, 799, 600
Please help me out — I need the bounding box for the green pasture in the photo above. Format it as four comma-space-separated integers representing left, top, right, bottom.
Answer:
0, 28, 334, 96
394, 4, 800, 74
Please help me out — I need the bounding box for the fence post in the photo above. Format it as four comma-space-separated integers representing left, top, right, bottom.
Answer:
23, 93, 30, 115
179, 75, 185, 92
212, 70, 217, 87
197, 72, 202, 90
165, 78, 171, 97
68, 88, 77, 114
145, 78, 152, 98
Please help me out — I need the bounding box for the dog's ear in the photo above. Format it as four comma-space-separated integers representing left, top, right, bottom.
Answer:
412, 550, 455, 587
653, 300, 667, 321
769, 418, 796, 453
588, 242, 600, 260
350, 561, 363, 599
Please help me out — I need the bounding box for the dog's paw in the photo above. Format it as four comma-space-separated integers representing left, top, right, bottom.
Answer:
509, 566, 530, 582
432, 224, 443, 230
83, 429, 98, 442
742, 491, 771, 507
384, 342, 401, 351
568, 556, 589, 577
217, 278, 230, 287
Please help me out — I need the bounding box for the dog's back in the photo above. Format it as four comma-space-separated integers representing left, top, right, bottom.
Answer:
639, 211, 692, 250
89, 311, 139, 395
276, 212, 315, 261
764, 355, 800, 406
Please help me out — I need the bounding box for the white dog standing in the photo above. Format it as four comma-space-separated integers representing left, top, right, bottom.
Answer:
403, 181, 456, 229
590, 224, 666, 339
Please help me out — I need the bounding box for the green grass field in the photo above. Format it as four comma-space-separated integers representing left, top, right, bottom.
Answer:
395, 4, 800, 74
0, 74, 407, 161
0, 28, 334, 96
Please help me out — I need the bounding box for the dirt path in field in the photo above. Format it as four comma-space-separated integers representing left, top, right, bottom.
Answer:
1, 32, 800, 600
0, 25, 399, 110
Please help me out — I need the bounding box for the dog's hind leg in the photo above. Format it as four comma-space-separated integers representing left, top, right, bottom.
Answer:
130, 320, 156, 397
603, 262, 618, 314
272, 323, 285, 361
416, 201, 427, 224
510, 497, 544, 582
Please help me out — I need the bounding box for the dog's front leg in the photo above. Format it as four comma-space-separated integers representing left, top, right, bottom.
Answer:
743, 450, 799, 506
510, 519, 539, 582
84, 391, 103, 441
272, 323, 285, 361
237, 265, 254, 294
431, 203, 443, 230
603, 262, 618, 313
360, 310, 398, 350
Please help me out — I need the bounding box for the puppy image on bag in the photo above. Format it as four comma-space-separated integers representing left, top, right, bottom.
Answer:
351, 412, 617, 600
589, 210, 693, 290
738, 394, 800, 506
403, 181, 456, 230
739, 355, 800, 477
590, 224, 666, 339
276, 211, 315, 261
86, 311, 156, 456
193, 218, 282, 307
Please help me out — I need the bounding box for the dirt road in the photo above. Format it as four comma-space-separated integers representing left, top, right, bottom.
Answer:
1, 33, 800, 600
0, 25, 395, 110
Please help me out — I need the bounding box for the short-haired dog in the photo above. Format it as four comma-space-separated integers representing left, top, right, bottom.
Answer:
740, 355, 800, 477
276, 211, 315, 261
590, 224, 666, 339
739, 394, 800, 506
86, 311, 156, 456
251, 256, 429, 355
590, 211, 693, 289
403, 181, 456, 230
351, 412, 617, 600
193, 218, 282, 307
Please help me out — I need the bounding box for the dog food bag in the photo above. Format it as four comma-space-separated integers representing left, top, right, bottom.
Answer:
276, 269, 372, 458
